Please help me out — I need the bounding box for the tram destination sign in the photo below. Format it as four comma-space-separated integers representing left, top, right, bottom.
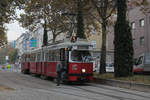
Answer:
78, 46, 89, 50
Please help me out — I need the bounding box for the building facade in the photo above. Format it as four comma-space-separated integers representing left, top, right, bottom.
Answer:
129, 7, 150, 58
107, 5, 150, 59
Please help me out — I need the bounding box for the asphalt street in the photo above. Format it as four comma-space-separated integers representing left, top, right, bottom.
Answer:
0, 70, 150, 100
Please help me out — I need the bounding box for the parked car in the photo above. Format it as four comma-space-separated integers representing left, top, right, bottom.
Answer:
106, 63, 114, 72
94, 62, 114, 73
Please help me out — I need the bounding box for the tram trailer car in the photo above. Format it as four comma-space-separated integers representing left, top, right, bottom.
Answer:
21, 53, 30, 74
134, 53, 150, 73
21, 40, 93, 82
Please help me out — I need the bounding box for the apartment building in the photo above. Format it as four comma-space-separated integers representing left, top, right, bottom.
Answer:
129, 7, 150, 58
86, 23, 102, 58
107, 5, 150, 59
16, 33, 29, 56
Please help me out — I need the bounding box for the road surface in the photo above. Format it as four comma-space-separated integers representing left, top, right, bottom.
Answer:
0, 70, 150, 100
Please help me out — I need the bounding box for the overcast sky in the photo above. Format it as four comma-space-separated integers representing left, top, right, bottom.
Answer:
6, 21, 26, 42
6, 9, 26, 42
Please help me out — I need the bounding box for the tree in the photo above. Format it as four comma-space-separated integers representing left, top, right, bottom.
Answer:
114, 0, 133, 77
0, 44, 18, 64
0, 26, 7, 47
91, 0, 116, 74
0, 0, 16, 45
18, 0, 72, 43
8, 48, 18, 63
50, 0, 99, 40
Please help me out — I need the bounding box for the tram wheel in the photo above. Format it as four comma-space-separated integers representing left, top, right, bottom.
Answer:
21, 70, 25, 74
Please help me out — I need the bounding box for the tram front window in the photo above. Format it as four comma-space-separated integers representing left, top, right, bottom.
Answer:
71, 50, 92, 62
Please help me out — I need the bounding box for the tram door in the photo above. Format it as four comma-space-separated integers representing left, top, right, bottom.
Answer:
60, 48, 69, 79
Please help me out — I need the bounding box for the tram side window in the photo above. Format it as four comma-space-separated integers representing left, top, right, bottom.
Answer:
53, 50, 58, 61
48, 51, 52, 61
30, 54, 33, 61
33, 54, 36, 61
23, 55, 26, 62
25, 55, 29, 62
37, 53, 41, 62
42, 52, 44, 61
30, 54, 36, 62
27, 55, 30, 62
51, 51, 55, 61
25, 55, 28, 62
60, 49, 65, 61
24, 55, 26, 62
55, 50, 60, 61
31, 54, 33, 61
45, 52, 49, 62
48, 50, 60, 61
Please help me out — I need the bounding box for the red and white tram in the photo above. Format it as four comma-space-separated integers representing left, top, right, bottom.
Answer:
21, 39, 93, 82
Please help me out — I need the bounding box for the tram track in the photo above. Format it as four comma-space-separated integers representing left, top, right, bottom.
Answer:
10, 74, 150, 100
0, 72, 54, 90
1, 71, 150, 100
65, 86, 136, 100
0, 72, 104, 100
0, 72, 125, 100
54, 82, 150, 100
87, 83, 150, 99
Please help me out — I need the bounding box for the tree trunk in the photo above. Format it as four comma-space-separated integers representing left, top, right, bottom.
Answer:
76, 0, 86, 39
53, 34, 56, 43
43, 20, 48, 46
99, 21, 107, 74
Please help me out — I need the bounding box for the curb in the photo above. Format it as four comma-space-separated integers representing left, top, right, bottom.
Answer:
93, 78, 150, 92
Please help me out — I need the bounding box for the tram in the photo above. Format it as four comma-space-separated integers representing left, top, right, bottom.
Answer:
21, 39, 93, 82
134, 53, 150, 73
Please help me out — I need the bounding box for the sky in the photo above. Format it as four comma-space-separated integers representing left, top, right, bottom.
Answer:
6, 21, 26, 42
6, 9, 26, 42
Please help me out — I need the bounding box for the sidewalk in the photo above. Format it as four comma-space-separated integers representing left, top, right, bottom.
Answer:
93, 74, 150, 92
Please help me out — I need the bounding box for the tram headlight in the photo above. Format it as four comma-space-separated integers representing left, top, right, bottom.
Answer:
82, 69, 86, 73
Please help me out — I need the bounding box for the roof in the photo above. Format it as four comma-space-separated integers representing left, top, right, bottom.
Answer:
45, 38, 92, 50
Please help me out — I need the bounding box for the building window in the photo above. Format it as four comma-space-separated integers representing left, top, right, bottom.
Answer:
140, 37, 144, 45
133, 39, 136, 47
139, 19, 144, 27
131, 22, 135, 29
91, 40, 96, 48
